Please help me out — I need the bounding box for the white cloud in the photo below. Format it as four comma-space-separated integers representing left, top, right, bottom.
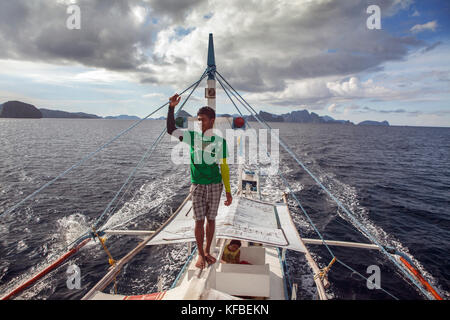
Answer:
131, 5, 148, 24
72, 70, 135, 84
326, 77, 393, 98
233, 72, 424, 111
0, 59, 137, 85
327, 103, 337, 113
343, 104, 360, 115
142, 92, 165, 99
138, 0, 424, 91
327, 77, 360, 96
410, 20, 438, 33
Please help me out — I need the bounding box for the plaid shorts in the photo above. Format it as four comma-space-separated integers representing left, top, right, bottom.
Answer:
190, 183, 223, 221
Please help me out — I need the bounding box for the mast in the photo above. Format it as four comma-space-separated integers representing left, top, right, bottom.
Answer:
206, 33, 216, 112
206, 33, 218, 250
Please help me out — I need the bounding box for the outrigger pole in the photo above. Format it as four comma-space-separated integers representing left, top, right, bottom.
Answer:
1, 238, 91, 300
81, 192, 193, 300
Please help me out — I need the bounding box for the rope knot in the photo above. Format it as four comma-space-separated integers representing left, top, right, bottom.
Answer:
108, 258, 116, 266
314, 257, 336, 283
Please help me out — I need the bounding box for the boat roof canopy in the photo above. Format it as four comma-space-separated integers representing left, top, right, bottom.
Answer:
147, 196, 307, 253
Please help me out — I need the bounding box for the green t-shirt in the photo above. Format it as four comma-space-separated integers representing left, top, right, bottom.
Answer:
182, 130, 228, 184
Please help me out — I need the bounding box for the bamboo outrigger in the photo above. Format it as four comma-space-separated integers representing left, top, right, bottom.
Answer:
83, 167, 326, 300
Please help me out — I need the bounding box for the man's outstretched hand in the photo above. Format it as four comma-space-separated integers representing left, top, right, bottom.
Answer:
169, 94, 181, 108
224, 192, 232, 206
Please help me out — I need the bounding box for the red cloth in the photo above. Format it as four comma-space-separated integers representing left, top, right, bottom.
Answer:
240, 260, 251, 265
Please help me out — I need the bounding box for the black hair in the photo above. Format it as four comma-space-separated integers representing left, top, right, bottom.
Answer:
229, 239, 242, 247
197, 106, 216, 119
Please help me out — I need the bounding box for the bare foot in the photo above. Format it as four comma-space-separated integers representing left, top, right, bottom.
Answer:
195, 255, 206, 269
205, 253, 217, 265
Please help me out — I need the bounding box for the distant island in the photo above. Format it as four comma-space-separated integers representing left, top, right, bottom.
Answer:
104, 115, 140, 120
243, 110, 354, 124
0, 100, 389, 126
217, 110, 389, 126
0, 101, 139, 120
154, 110, 388, 126
357, 120, 390, 126
0, 101, 43, 118
40, 108, 101, 119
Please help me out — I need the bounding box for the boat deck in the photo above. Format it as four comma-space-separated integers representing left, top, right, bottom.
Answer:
173, 239, 286, 300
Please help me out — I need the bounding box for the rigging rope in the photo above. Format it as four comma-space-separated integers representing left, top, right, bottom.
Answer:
92, 227, 119, 294
93, 128, 167, 230
0, 70, 208, 300
314, 257, 336, 282
216, 70, 417, 300
0, 71, 207, 219
217, 75, 337, 255
95, 69, 208, 232
216, 70, 436, 300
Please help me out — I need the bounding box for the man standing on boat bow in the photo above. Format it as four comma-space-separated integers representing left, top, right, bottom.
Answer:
167, 94, 232, 269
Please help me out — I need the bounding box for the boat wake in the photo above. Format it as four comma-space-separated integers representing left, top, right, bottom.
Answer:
102, 171, 190, 231
56, 213, 91, 247
316, 168, 449, 299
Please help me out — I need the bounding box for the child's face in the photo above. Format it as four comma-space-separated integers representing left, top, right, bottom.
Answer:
229, 244, 240, 252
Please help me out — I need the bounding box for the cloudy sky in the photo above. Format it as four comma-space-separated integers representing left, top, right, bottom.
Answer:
0, 0, 449, 126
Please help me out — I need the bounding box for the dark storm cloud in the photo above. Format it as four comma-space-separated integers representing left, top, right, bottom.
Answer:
147, 0, 207, 22
0, 0, 428, 94
208, 0, 425, 93
0, 0, 155, 71
361, 106, 421, 115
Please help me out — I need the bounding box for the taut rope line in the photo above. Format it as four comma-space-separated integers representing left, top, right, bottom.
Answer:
216, 69, 433, 300
0, 71, 208, 219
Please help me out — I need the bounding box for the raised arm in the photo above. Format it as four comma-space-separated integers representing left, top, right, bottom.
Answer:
167, 94, 184, 141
